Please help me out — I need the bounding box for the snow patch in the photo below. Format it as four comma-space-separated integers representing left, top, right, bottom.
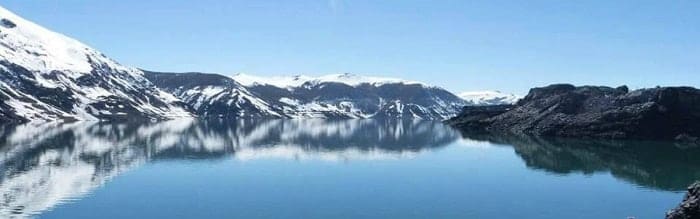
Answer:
459, 91, 520, 105
232, 73, 424, 88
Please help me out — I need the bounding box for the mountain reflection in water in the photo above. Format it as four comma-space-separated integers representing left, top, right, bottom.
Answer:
460, 132, 700, 191
0, 119, 459, 218
1, 119, 698, 218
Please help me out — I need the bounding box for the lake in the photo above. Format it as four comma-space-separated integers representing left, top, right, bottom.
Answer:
0, 119, 697, 218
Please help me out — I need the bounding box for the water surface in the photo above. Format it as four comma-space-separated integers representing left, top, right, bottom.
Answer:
0, 119, 697, 218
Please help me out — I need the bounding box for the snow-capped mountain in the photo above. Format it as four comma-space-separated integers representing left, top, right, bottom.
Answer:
0, 5, 191, 123
239, 73, 467, 119
459, 91, 520, 105
0, 5, 466, 122
144, 71, 284, 118
147, 71, 467, 120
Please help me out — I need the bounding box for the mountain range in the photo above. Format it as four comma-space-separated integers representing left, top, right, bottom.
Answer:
0, 5, 516, 122
146, 71, 474, 119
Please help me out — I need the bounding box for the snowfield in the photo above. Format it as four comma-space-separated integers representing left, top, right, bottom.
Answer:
459, 90, 520, 105
0, 5, 192, 122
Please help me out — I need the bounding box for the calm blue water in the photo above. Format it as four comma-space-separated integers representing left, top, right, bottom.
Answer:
0, 119, 696, 218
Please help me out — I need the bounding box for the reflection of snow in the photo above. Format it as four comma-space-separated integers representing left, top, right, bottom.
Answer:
0, 119, 459, 218
455, 138, 495, 149
234, 145, 419, 162
0, 162, 118, 218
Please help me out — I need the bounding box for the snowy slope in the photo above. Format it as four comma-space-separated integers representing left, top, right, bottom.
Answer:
144, 71, 284, 118
0, 5, 191, 122
459, 91, 520, 105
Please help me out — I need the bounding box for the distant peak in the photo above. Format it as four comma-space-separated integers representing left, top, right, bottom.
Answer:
232, 73, 424, 88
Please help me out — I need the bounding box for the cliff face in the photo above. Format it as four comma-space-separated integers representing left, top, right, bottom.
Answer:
447, 84, 700, 141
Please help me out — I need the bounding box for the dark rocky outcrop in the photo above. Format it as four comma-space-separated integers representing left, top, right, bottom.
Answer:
667, 182, 700, 219
1, 18, 16, 28
447, 84, 700, 141
447, 104, 514, 131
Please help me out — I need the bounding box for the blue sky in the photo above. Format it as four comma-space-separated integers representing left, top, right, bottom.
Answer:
2, 0, 698, 95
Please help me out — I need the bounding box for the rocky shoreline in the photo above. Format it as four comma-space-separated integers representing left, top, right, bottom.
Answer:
447, 84, 700, 142
667, 182, 700, 219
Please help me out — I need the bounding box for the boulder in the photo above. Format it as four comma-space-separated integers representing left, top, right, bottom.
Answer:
667, 182, 700, 219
